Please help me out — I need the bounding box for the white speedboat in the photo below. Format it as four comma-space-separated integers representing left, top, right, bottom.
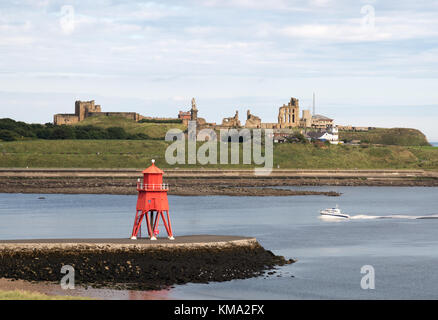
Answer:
320, 206, 350, 219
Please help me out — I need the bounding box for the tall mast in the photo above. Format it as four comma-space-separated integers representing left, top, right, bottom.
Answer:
313, 92, 316, 116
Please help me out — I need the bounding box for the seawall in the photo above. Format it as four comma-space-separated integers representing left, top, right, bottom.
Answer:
1, 168, 437, 178
0, 168, 437, 196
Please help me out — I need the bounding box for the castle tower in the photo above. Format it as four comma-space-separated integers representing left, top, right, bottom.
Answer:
301, 109, 312, 128
75, 100, 98, 121
190, 97, 198, 121
130, 160, 174, 240
278, 97, 300, 128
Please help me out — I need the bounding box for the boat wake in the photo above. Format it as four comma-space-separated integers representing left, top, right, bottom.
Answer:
350, 214, 438, 220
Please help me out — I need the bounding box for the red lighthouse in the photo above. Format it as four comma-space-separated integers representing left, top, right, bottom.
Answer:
131, 160, 174, 240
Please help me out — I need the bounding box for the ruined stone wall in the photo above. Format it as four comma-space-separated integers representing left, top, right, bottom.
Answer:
88, 112, 141, 122
53, 114, 79, 125
245, 110, 261, 128
141, 116, 181, 122
260, 123, 280, 129
221, 111, 241, 127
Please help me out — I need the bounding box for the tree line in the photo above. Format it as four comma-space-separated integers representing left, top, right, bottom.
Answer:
0, 118, 157, 141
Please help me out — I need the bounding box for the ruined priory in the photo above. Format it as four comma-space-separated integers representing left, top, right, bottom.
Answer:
54, 97, 334, 130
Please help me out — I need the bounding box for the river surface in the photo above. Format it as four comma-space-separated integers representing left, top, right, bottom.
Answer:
0, 186, 437, 299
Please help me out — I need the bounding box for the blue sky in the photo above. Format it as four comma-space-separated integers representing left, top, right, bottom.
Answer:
1, 0, 438, 140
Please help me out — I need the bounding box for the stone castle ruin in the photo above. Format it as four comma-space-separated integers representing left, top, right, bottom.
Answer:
54, 100, 142, 125
245, 110, 261, 128
221, 111, 241, 127
177, 96, 333, 130
178, 98, 208, 126
54, 96, 334, 131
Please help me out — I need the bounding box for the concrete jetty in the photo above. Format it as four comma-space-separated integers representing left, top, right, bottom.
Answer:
0, 235, 257, 250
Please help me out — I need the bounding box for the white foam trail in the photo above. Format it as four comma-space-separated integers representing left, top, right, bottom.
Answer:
350, 214, 438, 220
350, 215, 381, 220
319, 215, 348, 221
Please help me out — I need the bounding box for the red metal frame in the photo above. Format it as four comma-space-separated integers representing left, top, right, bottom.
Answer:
130, 160, 174, 240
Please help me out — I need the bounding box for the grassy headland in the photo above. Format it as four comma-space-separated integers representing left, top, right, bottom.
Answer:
1, 117, 437, 169
339, 128, 430, 146
0, 139, 437, 169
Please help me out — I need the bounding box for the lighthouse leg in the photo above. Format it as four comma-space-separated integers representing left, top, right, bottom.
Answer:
152, 211, 159, 230
145, 211, 154, 240
149, 211, 154, 233
131, 211, 144, 239
150, 211, 160, 240
166, 211, 174, 240
131, 210, 140, 239
161, 211, 174, 240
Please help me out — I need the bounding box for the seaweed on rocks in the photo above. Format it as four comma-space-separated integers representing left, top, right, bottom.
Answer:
0, 243, 294, 290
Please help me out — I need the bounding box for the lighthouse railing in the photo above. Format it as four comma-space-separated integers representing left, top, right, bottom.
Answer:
137, 182, 169, 191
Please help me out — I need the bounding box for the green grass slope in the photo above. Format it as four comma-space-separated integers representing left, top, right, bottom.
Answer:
1, 140, 437, 169
339, 128, 430, 146
275, 144, 438, 169
75, 116, 186, 139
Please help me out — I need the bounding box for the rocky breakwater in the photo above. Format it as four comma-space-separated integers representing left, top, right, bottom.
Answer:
0, 236, 294, 291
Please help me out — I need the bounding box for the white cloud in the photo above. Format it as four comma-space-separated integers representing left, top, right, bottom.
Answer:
130, 2, 185, 20
272, 12, 438, 43
199, 0, 308, 11
310, 0, 331, 7
279, 23, 393, 42
0, 36, 35, 46
184, 26, 217, 36
0, 20, 32, 32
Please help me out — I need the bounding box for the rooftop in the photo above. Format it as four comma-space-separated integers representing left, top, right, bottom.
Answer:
142, 161, 164, 174
312, 114, 333, 121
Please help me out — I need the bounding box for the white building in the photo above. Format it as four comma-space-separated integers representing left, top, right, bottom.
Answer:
307, 125, 339, 144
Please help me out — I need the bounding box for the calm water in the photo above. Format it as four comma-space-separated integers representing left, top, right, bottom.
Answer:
431, 142, 438, 147
0, 186, 438, 299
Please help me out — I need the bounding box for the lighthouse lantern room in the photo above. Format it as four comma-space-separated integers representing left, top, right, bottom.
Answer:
130, 160, 174, 240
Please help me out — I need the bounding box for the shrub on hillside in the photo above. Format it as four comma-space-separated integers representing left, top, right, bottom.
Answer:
50, 126, 76, 139
0, 118, 35, 138
107, 127, 128, 139
286, 132, 308, 144
0, 118, 168, 140
128, 132, 151, 140
79, 126, 108, 139
0, 129, 17, 141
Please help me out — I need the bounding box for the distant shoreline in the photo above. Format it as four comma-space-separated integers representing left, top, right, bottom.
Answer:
0, 168, 437, 196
